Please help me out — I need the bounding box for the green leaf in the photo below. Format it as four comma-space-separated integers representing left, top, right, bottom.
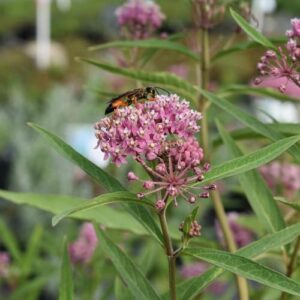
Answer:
28, 123, 124, 193
52, 192, 154, 226
230, 9, 275, 49
218, 84, 300, 103
174, 222, 300, 300
184, 247, 300, 296
198, 89, 300, 163
21, 225, 43, 276
0, 190, 148, 236
275, 197, 300, 212
0, 218, 22, 263
89, 39, 199, 61
28, 123, 164, 245
196, 135, 300, 186
59, 238, 73, 300
77, 58, 197, 102
95, 226, 161, 300
212, 123, 300, 147
216, 120, 285, 232
114, 278, 134, 300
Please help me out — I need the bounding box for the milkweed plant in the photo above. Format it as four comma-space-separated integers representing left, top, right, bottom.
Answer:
1, 0, 300, 300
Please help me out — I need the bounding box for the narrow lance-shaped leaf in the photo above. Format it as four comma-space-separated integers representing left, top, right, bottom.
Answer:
230, 8, 275, 49
52, 192, 154, 226
275, 197, 300, 212
193, 135, 300, 186
184, 247, 300, 296
0, 190, 148, 236
89, 39, 199, 61
216, 120, 285, 232
59, 238, 74, 300
77, 58, 198, 102
94, 225, 161, 300
197, 88, 300, 163
28, 123, 164, 245
172, 222, 300, 300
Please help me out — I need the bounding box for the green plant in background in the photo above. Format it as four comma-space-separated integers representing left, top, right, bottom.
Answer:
1, 0, 300, 300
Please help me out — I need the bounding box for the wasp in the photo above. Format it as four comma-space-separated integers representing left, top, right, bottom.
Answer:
104, 86, 169, 115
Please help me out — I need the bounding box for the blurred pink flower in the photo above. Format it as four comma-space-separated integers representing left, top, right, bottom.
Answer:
115, 0, 165, 39
0, 252, 10, 278
216, 212, 254, 248
69, 223, 98, 265
260, 162, 300, 198
168, 64, 189, 79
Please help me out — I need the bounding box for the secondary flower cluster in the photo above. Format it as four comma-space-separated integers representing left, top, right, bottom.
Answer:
115, 0, 165, 39
69, 223, 98, 265
95, 94, 214, 208
260, 161, 300, 198
254, 18, 300, 93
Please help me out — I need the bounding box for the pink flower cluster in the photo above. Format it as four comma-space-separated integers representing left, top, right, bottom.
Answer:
95, 94, 213, 208
254, 19, 300, 93
95, 94, 202, 166
69, 223, 98, 265
216, 212, 254, 248
115, 0, 165, 39
0, 252, 10, 278
260, 161, 300, 198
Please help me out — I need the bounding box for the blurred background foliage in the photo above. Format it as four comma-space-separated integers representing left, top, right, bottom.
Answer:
0, 1, 300, 299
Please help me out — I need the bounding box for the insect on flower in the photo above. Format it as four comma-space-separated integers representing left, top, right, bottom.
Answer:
104, 86, 169, 114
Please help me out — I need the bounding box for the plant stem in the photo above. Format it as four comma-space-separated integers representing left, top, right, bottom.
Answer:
280, 236, 300, 300
158, 206, 176, 300
198, 27, 249, 300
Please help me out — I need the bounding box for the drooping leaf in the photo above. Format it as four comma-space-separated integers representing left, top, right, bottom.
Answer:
194, 135, 300, 186
216, 120, 285, 232
173, 222, 300, 300
52, 192, 154, 226
28, 123, 164, 245
89, 39, 199, 61
0, 190, 147, 236
230, 9, 275, 49
95, 226, 161, 300
77, 58, 198, 102
184, 247, 300, 296
218, 84, 300, 103
59, 239, 74, 300
198, 89, 300, 163
275, 197, 300, 212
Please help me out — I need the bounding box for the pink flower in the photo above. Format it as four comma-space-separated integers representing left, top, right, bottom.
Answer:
254, 19, 300, 93
260, 162, 300, 198
69, 223, 98, 265
115, 0, 165, 39
216, 212, 254, 248
0, 252, 10, 278
95, 94, 213, 207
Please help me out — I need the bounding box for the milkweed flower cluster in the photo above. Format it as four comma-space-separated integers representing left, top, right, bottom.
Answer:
0, 252, 10, 278
95, 94, 215, 209
260, 162, 300, 198
115, 0, 165, 39
215, 212, 254, 248
69, 223, 98, 265
254, 18, 300, 93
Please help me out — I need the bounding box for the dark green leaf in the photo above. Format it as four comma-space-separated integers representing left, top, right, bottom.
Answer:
174, 222, 300, 300
230, 9, 275, 49
95, 226, 161, 300
59, 239, 73, 300
89, 39, 199, 61
216, 120, 285, 232
52, 192, 154, 226
198, 89, 300, 163
184, 248, 300, 296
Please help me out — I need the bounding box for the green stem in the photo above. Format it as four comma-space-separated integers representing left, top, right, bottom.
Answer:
198, 27, 249, 300
280, 236, 300, 300
158, 206, 176, 300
